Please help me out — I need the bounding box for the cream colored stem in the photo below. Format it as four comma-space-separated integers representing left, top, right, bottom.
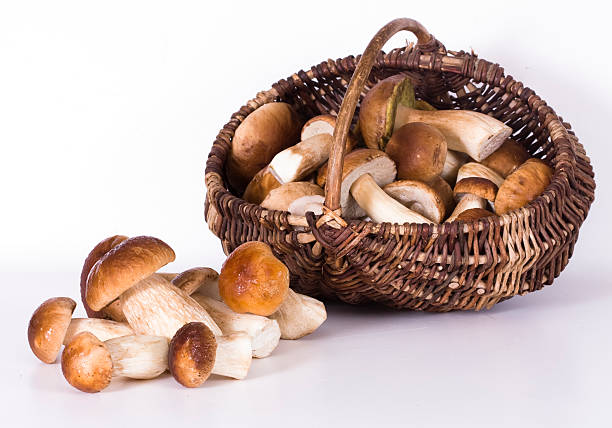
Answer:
192, 295, 281, 358
441, 150, 469, 184
105, 335, 169, 380
269, 133, 333, 182
213, 333, 252, 379
63, 318, 133, 345
446, 194, 487, 222
395, 106, 512, 161
269, 289, 327, 340
350, 174, 433, 224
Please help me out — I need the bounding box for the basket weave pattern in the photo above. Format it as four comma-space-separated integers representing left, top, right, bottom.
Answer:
205, 21, 595, 311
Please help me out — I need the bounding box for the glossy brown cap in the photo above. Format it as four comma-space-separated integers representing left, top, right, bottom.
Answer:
169, 322, 217, 388
80, 235, 128, 318
86, 236, 176, 311
61, 332, 113, 393
219, 241, 289, 316
481, 139, 530, 178
359, 74, 415, 150
495, 158, 553, 215
454, 177, 499, 202
385, 122, 447, 182
455, 208, 496, 222
28, 297, 76, 364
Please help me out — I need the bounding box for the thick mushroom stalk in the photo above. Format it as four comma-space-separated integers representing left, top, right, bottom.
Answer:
105, 335, 169, 380
213, 332, 252, 380
394, 106, 512, 162
269, 289, 327, 340
192, 294, 281, 358
63, 318, 134, 345
350, 174, 433, 224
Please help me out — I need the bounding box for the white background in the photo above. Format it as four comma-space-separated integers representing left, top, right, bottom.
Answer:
1, 1, 611, 427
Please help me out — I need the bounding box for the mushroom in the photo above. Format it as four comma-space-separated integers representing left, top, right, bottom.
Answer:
85, 236, 223, 338
170, 267, 219, 296
260, 182, 325, 216
358, 74, 511, 160
455, 162, 505, 188
61, 332, 168, 393
269, 289, 327, 340
242, 133, 332, 204
80, 235, 128, 321
445, 194, 488, 223
63, 318, 134, 344
481, 139, 530, 178
217, 241, 326, 339
428, 175, 456, 217
192, 294, 281, 358
384, 122, 447, 182
440, 150, 470, 184
226, 102, 302, 192
168, 322, 216, 388
218, 241, 289, 316
494, 158, 553, 215
301, 114, 358, 151
28, 297, 76, 363
383, 180, 447, 223
454, 178, 499, 203
454, 208, 496, 222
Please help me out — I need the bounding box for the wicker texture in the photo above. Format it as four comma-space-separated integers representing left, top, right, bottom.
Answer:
204, 19, 595, 311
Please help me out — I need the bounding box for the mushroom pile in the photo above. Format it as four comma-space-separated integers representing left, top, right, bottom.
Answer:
27, 236, 326, 392
232, 74, 553, 224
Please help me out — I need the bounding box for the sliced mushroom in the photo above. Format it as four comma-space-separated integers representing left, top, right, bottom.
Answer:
28, 297, 76, 363
63, 318, 134, 345
383, 180, 446, 223
269, 289, 327, 340
494, 158, 553, 215
385, 122, 448, 182
227, 102, 302, 192
260, 182, 324, 216
481, 139, 530, 178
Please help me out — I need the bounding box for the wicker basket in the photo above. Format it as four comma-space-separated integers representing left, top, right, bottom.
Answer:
205, 18, 595, 311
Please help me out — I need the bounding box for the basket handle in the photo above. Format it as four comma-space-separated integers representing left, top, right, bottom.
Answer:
324, 18, 432, 214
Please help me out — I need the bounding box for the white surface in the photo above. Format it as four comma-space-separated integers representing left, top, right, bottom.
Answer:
1, 1, 610, 427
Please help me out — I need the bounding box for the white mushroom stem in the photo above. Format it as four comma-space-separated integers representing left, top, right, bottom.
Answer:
120, 274, 223, 339
63, 318, 134, 345
394, 106, 512, 161
446, 194, 487, 222
350, 174, 434, 224
269, 133, 333, 182
269, 289, 327, 340
192, 295, 281, 359
213, 332, 252, 379
105, 335, 169, 380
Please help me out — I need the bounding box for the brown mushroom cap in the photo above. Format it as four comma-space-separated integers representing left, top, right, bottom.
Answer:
242, 166, 283, 205
359, 74, 415, 150
427, 175, 455, 217
61, 332, 113, 393
226, 102, 302, 192
481, 139, 530, 178
455, 208, 496, 222
86, 236, 176, 311
385, 122, 447, 182
80, 235, 128, 319
301, 114, 357, 151
261, 182, 324, 216
338, 149, 397, 219
454, 177, 499, 202
168, 322, 217, 388
28, 297, 76, 364
495, 158, 553, 215
456, 162, 505, 188
218, 241, 289, 316
171, 267, 219, 296
383, 180, 446, 223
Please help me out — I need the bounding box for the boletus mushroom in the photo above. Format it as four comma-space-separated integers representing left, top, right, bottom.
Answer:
227, 102, 302, 192
301, 114, 358, 151
383, 180, 447, 223
481, 139, 530, 178
494, 158, 553, 215
28, 297, 76, 363
260, 182, 325, 216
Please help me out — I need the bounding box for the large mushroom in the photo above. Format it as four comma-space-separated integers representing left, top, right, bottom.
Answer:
494, 158, 553, 215
383, 180, 447, 223
227, 102, 302, 192
28, 297, 76, 363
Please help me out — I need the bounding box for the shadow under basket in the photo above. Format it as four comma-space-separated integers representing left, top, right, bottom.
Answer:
204, 18, 595, 311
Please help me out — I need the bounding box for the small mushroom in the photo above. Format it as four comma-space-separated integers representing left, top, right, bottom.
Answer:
192, 294, 281, 358
80, 235, 128, 321
385, 122, 447, 182
168, 322, 216, 388
481, 139, 530, 178
455, 162, 505, 188
170, 267, 219, 296
454, 177, 499, 202
454, 208, 496, 222
494, 158, 553, 215
218, 241, 289, 316
243, 133, 333, 204
227, 102, 302, 192
440, 150, 470, 184
446, 194, 488, 223
269, 289, 327, 340
61, 332, 168, 393
383, 180, 447, 223
28, 297, 76, 363
63, 318, 134, 345
260, 182, 325, 216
